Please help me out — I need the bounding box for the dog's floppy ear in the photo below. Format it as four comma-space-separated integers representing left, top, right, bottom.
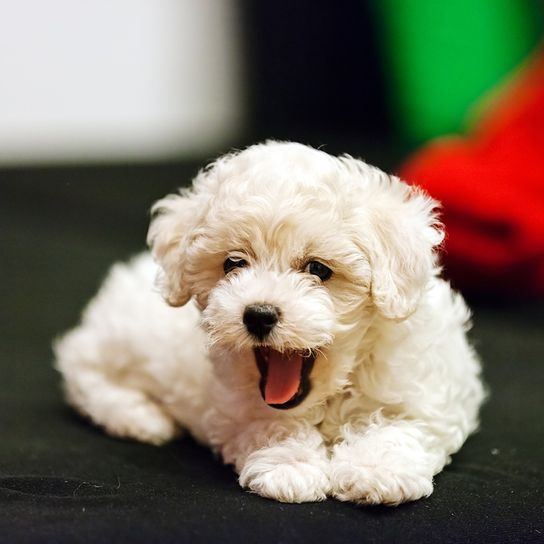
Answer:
147, 152, 239, 306
356, 174, 444, 320
147, 188, 206, 307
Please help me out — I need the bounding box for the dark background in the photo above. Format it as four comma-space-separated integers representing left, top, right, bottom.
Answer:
1, 2, 543, 542
242, 0, 392, 143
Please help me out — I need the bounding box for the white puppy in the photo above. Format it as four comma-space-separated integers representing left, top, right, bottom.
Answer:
55, 141, 484, 505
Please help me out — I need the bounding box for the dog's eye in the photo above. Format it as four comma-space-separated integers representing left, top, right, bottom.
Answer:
305, 261, 332, 281
223, 257, 248, 274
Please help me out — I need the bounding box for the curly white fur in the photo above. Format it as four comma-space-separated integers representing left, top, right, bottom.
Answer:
55, 141, 484, 505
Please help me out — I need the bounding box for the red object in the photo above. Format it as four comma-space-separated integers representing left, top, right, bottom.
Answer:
400, 51, 544, 297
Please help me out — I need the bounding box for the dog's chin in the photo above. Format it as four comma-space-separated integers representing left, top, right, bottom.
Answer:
253, 347, 316, 410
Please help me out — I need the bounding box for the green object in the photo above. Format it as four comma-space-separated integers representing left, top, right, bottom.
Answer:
374, 0, 542, 144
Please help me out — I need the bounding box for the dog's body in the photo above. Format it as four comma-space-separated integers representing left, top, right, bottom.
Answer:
55, 142, 484, 505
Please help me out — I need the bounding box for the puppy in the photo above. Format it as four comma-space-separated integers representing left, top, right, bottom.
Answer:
55, 141, 484, 505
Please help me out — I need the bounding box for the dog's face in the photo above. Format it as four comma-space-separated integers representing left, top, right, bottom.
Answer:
148, 142, 443, 412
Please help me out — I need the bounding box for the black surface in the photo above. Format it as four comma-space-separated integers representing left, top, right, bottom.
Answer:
1, 163, 543, 543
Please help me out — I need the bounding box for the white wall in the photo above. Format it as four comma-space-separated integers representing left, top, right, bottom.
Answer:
0, 0, 244, 164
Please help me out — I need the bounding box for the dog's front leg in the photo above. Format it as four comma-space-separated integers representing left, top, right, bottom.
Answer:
220, 418, 330, 503
329, 418, 447, 505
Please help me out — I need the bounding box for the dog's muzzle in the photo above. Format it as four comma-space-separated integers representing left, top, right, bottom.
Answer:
254, 347, 315, 410
243, 303, 315, 409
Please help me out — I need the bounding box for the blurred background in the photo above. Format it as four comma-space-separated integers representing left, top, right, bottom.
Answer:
0, 0, 542, 161
2, 0, 544, 367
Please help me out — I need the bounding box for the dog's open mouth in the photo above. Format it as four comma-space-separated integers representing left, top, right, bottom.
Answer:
254, 347, 315, 409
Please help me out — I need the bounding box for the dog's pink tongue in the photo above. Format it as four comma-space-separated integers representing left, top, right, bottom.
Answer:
265, 351, 303, 405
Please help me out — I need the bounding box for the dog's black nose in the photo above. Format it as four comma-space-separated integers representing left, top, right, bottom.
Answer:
243, 304, 280, 339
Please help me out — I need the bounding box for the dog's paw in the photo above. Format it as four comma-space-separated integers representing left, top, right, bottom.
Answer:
330, 459, 433, 506
329, 423, 443, 505
239, 449, 330, 503
100, 398, 179, 446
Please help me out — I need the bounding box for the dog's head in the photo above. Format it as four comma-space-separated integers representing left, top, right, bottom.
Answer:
147, 142, 443, 411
